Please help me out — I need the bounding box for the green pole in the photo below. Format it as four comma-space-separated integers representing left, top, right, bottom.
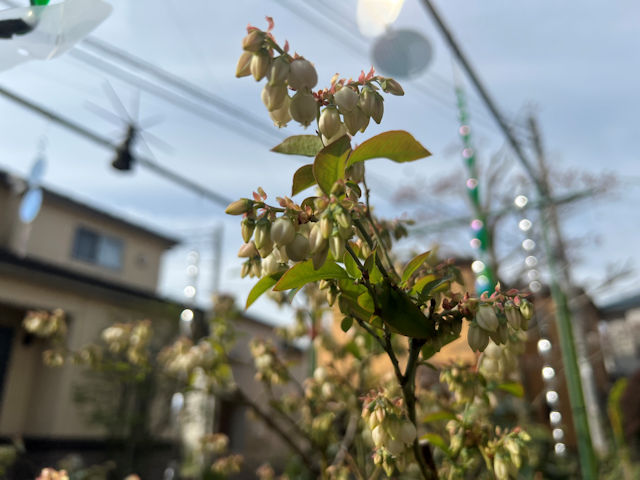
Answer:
455, 86, 496, 294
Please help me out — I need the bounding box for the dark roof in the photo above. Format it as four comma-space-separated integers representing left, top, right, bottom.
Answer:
0, 247, 195, 312
598, 293, 640, 319
0, 170, 179, 247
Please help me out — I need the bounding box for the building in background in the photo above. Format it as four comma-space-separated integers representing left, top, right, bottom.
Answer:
0, 169, 307, 478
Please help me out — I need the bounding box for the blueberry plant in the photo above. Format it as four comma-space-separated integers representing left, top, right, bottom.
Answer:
225, 18, 534, 480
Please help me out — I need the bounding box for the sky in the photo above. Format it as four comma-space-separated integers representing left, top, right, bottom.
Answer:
0, 0, 639, 325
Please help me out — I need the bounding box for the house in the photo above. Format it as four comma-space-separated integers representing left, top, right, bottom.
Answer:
0, 169, 306, 478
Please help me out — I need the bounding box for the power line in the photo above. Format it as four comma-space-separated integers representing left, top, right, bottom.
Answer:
68, 47, 280, 148
0, 85, 233, 207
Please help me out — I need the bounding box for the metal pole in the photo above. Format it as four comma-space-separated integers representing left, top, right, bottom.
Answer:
419, 1, 598, 476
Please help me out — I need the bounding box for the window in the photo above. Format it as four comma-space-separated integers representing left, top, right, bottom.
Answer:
72, 226, 124, 270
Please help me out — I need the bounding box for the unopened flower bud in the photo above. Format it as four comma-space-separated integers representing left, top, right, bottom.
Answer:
371, 92, 384, 124
289, 90, 318, 127
343, 107, 368, 136
358, 86, 377, 117
313, 366, 327, 382
254, 220, 271, 250
334, 209, 352, 229
250, 50, 271, 81
309, 223, 328, 253
318, 107, 342, 139
468, 323, 489, 352
269, 96, 291, 127
241, 217, 255, 243
371, 425, 386, 448
330, 235, 346, 261
238, 242, 258, 258
476, 304, 499, 332
504, 302, 522, 329
225, 198, 253, 215
519, 299, 533, 321
287, 58, 318, 90
320, 216, 333, 239
322, 124, 347, 146
261, 254, 280, 277
268, 56, 290, 86
490, 323, 509, 345
386, 438, 405, 456
346, 162, 365, 183
399, 422, 417, 445
242, 30, 265, 52
271, 217, 296, 246
236, 51, 253, 78
338, 225, 353, 240
262, 83, 288, 111
285, 233, 311, 262
251, 261, 261, 277
334, 86, 359, 112
381, 78, 404, 96
493, 453, 509, 480
326, 286, 338, 306
241, 262, 251, 278
312, 244, 329, 270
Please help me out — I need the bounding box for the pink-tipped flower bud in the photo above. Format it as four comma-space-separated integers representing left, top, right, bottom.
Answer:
268, 56, 290, 86
287, 58, 318, 90
250, 50, 271, 81
262, 84, 288, 112
467, 323, 489, 352
225, 198, 253, 215
285, 233, 311, 262
269, 96, 291, 127
334, 86, 359, 112
242, 30, 265, 52
476, 304, 499, 332
381, 78, 404, 96
238, 242, 258, 258
235, 51, 253, 78
289, 90, 318, 127
270, 217, 296, 246
318, 107, 342, 139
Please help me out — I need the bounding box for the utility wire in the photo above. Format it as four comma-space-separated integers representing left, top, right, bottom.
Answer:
0, 85, 233, 207
68, 47, 280, 147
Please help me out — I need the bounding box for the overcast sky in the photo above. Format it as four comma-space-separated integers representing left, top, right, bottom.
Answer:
0, 0, 638, 325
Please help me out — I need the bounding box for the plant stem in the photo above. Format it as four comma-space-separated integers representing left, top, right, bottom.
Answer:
399, 339, 439, 480
236, 388, 319, 475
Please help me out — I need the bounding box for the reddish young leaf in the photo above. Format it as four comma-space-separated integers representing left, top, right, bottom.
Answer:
265, 16, 274, 32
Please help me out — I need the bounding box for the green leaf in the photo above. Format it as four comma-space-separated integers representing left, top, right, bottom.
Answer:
313, 135, 351, 194
338, 294, 373, 322
496, 382, 525, 398
419, 433, 451, 456
357, 292, 375, 313
274, 260, 349, 291
401, 250, 432, 284
246, 272, 284, 308
271, 135, 324, 157
292, 164, 316, 196
343, 250, 362, 279
340, 316, 353, 332
377, 282, 434, 338
346, 130, 431, 168
422, 411, 457, 423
